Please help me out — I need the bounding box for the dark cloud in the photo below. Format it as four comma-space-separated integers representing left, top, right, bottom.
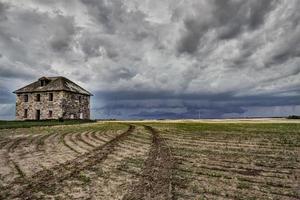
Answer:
80, 36, 119, 60
269, 28, 300, 65
81, 0, 119, 33
177, 0, 276, 54
92, 89, 300, 119
49, 15, 76, 52
0, 0, 300, 119
0, 65, 35, 79
0, 1, 8, 20
0, 88, 14, 103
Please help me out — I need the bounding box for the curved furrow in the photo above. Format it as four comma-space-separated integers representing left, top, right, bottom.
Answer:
91, 131, 113, 143
86, 130, 110, 146
72, 132, 92, 151
123, 125, 175, 200
3, 125, 135, 199
62, 132, 83, 154
77, 131, 97, 149
91, 130, 127, 146
63, 125, 152, 200
2, 135, 50, 179
0, 139, 13, 149
68, 132, 92, 152
5, 138, 28, 153
82, 131, 100, 147
35, 132, 57, 152
0, 148, 25, 187
41, 132, 61, 151
22, 131, 76, 159
0, 152, 16, 184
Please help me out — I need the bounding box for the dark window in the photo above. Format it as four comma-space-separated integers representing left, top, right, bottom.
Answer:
36, 94, 40, 102
49, 110, 53, 118
49, 93, 53, 101
24, 95, 28, 102
36, 110, 40, 120
40, 79, 50, 86
24, 109, 28, 118
79, 96, 82, 103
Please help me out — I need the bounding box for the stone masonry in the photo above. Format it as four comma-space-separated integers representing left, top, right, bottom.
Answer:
14, 77, 92, 120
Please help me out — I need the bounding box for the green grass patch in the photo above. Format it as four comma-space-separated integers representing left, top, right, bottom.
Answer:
0, 119, 96, 129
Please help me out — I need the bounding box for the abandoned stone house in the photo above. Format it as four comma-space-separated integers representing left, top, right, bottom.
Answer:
13, 76, 93, 120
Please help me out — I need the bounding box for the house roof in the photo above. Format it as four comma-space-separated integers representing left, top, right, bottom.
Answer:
13, 76, 93, 96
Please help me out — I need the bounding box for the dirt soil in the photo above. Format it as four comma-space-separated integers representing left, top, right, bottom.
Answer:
0, 121, 299, 200
123, 125, 174, 200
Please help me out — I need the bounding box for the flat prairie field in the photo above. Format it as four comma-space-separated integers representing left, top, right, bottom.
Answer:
0, 121, 299, 200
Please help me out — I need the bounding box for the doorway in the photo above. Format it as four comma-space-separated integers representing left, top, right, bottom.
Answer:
36, 110, 40, 120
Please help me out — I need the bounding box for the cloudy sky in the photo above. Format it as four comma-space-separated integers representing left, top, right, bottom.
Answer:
0, 0, 300, 119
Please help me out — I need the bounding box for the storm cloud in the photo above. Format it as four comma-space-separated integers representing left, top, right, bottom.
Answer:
0, 0, 299, 119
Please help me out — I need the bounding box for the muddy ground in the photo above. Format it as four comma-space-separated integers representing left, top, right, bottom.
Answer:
0, 122, 299, 200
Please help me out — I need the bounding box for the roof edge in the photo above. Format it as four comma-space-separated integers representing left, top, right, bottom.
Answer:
13, 76, 93, 96
13, 89, 93, 96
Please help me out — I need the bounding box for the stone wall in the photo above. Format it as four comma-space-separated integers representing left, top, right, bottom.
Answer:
16, 91, 64, 120
61, 91, 90, 119
15, 91, 90, 120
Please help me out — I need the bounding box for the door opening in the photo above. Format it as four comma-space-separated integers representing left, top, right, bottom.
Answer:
36, 110, 40, 120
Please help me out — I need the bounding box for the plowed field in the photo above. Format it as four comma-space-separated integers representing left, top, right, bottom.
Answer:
0, 122, 299, 200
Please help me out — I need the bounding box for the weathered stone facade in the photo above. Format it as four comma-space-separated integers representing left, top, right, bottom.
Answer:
61, 91, 90, 120
14, 77, 92, 120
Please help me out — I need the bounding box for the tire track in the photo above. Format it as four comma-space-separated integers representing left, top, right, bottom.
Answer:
3, 124, 135, 200
123, 125, 174, 200
35, 132, 56, 152
0, 139, 12, 149
6, 138, 28, 152
57, 126, 152, 200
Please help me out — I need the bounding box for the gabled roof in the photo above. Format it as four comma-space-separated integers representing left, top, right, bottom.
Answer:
13, 76, 93, 96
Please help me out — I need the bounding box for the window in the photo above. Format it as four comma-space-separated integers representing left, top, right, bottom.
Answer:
36, 94, 40, 102
36, 110, 40, 120
24, 94, 28, 102
49, 93, 53, 101
49, 110, 53, 118
40, 78, 50, 86
24, 109, 28, 118
78, 96, 82, 103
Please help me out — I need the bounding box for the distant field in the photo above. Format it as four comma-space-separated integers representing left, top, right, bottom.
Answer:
0, 121, 299, 199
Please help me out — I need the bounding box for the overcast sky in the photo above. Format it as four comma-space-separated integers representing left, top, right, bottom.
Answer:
0, 0, 300, 119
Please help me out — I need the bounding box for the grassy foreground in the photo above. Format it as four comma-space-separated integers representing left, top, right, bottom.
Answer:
0, 119, 96, 129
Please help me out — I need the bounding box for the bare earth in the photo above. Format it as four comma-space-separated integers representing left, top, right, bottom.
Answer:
0, 120, 299, 200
